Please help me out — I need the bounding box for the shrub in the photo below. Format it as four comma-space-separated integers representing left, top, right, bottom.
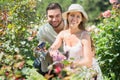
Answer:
92, 3, 120, 79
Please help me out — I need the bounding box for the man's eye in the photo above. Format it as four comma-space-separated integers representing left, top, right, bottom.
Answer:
56, 15, 60, 18
49, 16, 53, 18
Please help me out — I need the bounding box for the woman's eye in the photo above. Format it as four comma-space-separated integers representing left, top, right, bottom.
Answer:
70, 14, 74, 17
77, 16, 80, 18
70, 14, 81, 18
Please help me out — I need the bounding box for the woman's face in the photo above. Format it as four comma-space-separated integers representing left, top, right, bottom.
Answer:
68, 12, 82, 28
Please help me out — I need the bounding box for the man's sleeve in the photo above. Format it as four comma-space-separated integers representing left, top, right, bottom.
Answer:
37, 27, 46, 44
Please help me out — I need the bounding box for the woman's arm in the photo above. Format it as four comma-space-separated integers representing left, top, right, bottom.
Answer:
49, 31, 64, 56
74, 32, 93, 67
49, 31, 66, 61
50, 31, 63, 50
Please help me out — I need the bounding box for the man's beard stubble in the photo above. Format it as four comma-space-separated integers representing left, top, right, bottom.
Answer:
50, 19, 63, 29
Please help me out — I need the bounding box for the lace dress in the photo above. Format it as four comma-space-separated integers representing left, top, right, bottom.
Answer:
63, 31, 103, 80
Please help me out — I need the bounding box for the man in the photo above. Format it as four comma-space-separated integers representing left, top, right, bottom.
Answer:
33, 3, 65, 75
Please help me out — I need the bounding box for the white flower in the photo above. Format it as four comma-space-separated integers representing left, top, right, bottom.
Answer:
14, 47, 20, 53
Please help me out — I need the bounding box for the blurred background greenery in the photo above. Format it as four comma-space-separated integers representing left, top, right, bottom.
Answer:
0, 0, 120, 80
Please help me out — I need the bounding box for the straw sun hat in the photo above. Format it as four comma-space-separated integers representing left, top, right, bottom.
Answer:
63, 4, 88, 21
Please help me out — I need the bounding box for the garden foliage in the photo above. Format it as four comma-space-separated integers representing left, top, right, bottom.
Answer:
0, 0, 46, 79
92, 3, 120, 80
0, 0, 120, 79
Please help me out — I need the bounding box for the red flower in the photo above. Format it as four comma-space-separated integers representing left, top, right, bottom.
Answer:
102, 10, 111, 18
54, 65, 62, 74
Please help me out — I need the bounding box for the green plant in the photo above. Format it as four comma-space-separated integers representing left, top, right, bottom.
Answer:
47, 59, 97, 80
92, 3, 120, 79
0, 0, 46, 79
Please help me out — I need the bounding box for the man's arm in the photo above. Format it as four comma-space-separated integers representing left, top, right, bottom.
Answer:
37, 26, 46, 44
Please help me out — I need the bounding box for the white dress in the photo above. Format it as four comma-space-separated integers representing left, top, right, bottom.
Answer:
63, 31, 103, 80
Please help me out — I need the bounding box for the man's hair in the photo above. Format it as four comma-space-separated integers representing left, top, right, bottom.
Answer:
46, 3, 62, 14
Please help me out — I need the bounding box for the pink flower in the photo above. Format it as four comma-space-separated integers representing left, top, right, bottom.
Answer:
102, 10, 111, 18
27, 36, 34, 41
50, 50, 66, 62
109, 0, 118, 4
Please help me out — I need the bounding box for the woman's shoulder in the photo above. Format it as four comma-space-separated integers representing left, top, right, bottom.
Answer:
81, 31, 90, 36
57, 30, 69, 39
80, 31, 91, 39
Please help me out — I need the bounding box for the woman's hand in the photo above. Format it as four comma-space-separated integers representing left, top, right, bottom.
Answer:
49, 49, 66, 62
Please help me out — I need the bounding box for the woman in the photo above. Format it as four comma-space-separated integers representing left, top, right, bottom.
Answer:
49, 4, 103, 80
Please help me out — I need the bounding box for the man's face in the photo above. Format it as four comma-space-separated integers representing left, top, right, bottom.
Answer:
47, 9, 62, 28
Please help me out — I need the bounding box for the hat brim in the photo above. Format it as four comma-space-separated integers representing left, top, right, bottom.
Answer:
62, 10, 88, 21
